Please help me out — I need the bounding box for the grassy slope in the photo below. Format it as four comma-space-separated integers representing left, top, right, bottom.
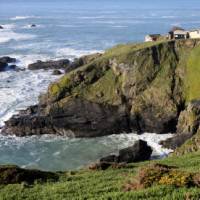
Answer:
48, 40, 166, 101
0, 151, 200, 200
185, 45, 200, 102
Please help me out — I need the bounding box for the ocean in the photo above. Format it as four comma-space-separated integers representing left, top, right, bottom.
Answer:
0, 0, 199, 171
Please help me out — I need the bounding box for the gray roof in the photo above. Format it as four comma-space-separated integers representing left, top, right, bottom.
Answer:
170, 26, 185, 32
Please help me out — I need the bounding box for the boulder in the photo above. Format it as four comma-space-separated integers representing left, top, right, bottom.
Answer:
100, 155, 118, 163
0, 62, 7, 71
28, 59, 70, 70
0, 56, 16, 72
0, 57, 16, 63
160, 132, 193, 150
31, 24, 36, 27
118, 140, 153, 163
89, 140, 152, 170
52, 69, 62, 75
9, 65, 17, 70
100, 140, 152, 163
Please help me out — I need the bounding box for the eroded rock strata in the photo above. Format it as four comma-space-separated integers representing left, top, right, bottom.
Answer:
3, 39, 200, 141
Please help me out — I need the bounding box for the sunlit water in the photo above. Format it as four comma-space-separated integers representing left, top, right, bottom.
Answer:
0, 0, 199, 170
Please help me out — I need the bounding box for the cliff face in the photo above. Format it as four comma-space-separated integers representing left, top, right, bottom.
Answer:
3, 39, 200, 138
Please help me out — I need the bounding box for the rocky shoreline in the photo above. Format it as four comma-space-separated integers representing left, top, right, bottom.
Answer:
2, 39, 200, 165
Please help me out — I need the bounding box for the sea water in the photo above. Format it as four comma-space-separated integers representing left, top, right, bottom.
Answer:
0, 0, 199, 171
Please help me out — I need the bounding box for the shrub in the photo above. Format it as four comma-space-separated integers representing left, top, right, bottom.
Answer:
123, 163, 200, 191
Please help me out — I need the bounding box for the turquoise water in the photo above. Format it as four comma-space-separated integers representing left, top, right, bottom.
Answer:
0, 0, 199, 171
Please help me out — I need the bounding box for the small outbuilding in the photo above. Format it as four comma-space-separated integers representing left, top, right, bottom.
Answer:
145, 34, 161, 42
189, 29, 200, 39
168, 26, 189, 40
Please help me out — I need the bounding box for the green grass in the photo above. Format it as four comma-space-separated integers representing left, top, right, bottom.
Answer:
47, 40, 168, 101
185, 45, 200, 102
0, 151, 200, 200
79, 69, 122, 105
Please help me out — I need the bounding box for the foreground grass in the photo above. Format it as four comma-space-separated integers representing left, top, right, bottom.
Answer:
0, 151, 200, 200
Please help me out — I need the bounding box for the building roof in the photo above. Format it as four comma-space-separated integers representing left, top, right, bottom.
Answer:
174, 30, 187, 35
169, 26, 185, 32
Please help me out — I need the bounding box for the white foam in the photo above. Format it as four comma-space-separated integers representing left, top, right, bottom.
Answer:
104, 133, 173, 158
95, 20, 116, 24
78, 16, 106, 19
7, 54, 51, 68
111, 25, 128, 28
0, 24, 16, 30
161, 16, 176, 19
0, 53, 61, 127
10, 16, 40, 20
58, 24, 81, 28
55, 47, 104, 59
0, 30, 36, 44
22, 24, 44, 29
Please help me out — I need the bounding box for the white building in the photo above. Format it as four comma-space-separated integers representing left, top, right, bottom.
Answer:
169, 27, 188, 40
189, 29, 200, 39
145, 34, 161, 42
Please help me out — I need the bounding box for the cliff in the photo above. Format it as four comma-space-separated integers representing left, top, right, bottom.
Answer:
3, 39, 200, 140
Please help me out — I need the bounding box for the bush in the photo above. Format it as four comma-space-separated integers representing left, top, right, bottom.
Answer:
123, 163, 200, 191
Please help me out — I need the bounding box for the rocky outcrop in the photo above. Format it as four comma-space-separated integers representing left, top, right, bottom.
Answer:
0, 56, 17, 71
89, 140, 152, 170
28, 53, 102, 72
0, 165, 58, 185
52, 69, 62, 75
172, 128, 200, 156
0, 57, 16, 63
67, 53, 102, 73
161, 100, 200, 149
100, 140, 152, 163
3, 39, 200, 138
28, 59, 70, 70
